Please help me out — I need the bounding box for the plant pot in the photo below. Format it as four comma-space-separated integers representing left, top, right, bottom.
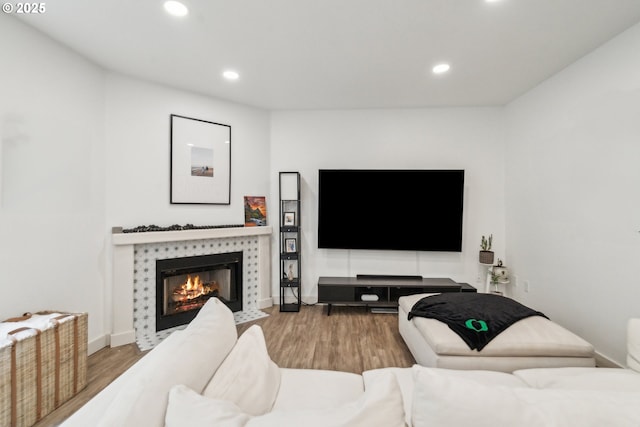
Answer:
479, 250, 494, 264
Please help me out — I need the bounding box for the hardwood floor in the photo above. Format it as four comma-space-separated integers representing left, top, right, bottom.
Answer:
34, 304, 415, 426
243, 305, 415, 374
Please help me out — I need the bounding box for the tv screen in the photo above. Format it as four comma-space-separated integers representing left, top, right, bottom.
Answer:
317, 169, 464, 251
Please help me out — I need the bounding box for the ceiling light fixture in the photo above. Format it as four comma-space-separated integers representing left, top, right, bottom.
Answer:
164, 1, 188, 17
432, 63, 451, 74
223, 70, 240, 81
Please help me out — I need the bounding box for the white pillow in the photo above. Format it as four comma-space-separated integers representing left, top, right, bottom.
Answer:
166, 371, 406, 427
97, 298, 237, 427
411, 365, 640, 427
166, 385, 249, 427
203, 325, 281, 416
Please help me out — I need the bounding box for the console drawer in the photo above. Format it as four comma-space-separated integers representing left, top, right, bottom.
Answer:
318, 285, 354, 302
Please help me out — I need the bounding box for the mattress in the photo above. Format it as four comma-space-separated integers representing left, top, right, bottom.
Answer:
398, 294, 596, 372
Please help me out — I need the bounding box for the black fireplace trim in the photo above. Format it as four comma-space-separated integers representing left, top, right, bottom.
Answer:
155, 251, 243, 332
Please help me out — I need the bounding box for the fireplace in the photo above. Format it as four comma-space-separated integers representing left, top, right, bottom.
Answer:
155, 251, 242, 331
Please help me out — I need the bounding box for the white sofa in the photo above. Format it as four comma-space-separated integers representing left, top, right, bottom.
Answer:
61, 299, 640, 427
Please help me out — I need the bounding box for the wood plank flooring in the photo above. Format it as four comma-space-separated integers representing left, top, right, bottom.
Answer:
34, 304, 415, 426
242, 305, 415, 374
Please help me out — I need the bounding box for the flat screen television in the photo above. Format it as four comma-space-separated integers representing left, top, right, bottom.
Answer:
317, 169, 464, 251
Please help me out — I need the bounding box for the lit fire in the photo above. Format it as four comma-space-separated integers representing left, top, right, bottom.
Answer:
171, 275, 216, 302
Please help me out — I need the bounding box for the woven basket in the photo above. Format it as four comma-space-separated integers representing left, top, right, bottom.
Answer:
479, 250, 495, 265
0, 311, 88, 427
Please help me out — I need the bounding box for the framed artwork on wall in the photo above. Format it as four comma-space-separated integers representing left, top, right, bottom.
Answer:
170, 114, 231, 204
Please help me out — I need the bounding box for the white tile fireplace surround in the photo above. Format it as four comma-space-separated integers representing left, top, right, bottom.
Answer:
111, 226, 272, 348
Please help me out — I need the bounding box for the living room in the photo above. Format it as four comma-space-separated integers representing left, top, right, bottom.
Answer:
1, 0, 639, 385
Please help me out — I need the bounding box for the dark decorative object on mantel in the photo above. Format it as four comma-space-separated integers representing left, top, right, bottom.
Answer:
121, 224, 244, 233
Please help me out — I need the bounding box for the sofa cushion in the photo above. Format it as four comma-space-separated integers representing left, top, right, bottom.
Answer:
95, 297, 237, 427
363, 368, 414, 427
166, 371, 405, 427
203, 325, 281, 415
364, 365, 528, 427
411, 365, 640, 427
514, 366, 640, 392
272, 368, 363, 411
61, 330, 186, 427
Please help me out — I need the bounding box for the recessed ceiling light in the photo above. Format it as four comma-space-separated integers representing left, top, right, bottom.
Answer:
485, 0, 502, 3
223, 70, 240, 81
432, 63, 451, 74
164, 1, 188, 17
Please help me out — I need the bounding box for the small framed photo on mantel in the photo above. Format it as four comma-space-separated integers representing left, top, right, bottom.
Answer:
283, 212, 296, 226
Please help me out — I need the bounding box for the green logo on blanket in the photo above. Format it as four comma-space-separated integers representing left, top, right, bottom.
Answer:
465, 319, 488, 332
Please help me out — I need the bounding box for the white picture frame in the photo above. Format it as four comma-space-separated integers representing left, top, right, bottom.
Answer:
170, 114, 231, 204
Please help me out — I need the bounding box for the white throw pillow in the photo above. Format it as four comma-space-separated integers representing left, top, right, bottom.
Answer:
203, 325, 281, 416
97, 298, 238, 427
166, 385, 250, 427
166, 371, 405, 427
411, 365, 640, 427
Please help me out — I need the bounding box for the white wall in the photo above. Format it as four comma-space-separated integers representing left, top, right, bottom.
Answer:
0, 15, 271, 351
0, 15, 107, 344
505, 22, 640, 365
104, 75, 271, 340
105, 74, 271, 228
270, 108, 506, 300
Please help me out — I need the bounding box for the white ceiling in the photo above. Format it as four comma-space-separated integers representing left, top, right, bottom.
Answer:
16, 0, 640, 110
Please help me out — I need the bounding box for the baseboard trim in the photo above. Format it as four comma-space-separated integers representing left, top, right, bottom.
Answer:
272, 296, 318, 305
257, 298, 273, 309
110, 329, 136, 348
88, 335, 109, 356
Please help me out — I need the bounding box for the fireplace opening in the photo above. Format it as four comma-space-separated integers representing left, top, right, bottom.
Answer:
156, 251, 242, 331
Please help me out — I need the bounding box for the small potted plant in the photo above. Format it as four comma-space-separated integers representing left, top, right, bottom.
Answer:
489, 271, 502, 294
479, 234, 494, 264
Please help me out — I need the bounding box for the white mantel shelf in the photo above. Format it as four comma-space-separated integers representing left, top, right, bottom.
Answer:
109, 225, 273, 348
112, 225, 273, 245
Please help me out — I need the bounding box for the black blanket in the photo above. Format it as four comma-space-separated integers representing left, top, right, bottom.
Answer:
408, 293, 547, 351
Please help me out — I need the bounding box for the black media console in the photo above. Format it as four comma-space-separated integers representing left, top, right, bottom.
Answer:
317, 276, 476, 315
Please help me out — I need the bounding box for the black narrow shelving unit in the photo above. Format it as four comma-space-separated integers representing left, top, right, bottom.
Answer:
279, 172, 301, 312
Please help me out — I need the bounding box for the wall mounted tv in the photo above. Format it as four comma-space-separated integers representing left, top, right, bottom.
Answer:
317, 169, 464, 252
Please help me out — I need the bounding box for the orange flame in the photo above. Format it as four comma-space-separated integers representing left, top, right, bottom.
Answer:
173, 275, 212, 301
